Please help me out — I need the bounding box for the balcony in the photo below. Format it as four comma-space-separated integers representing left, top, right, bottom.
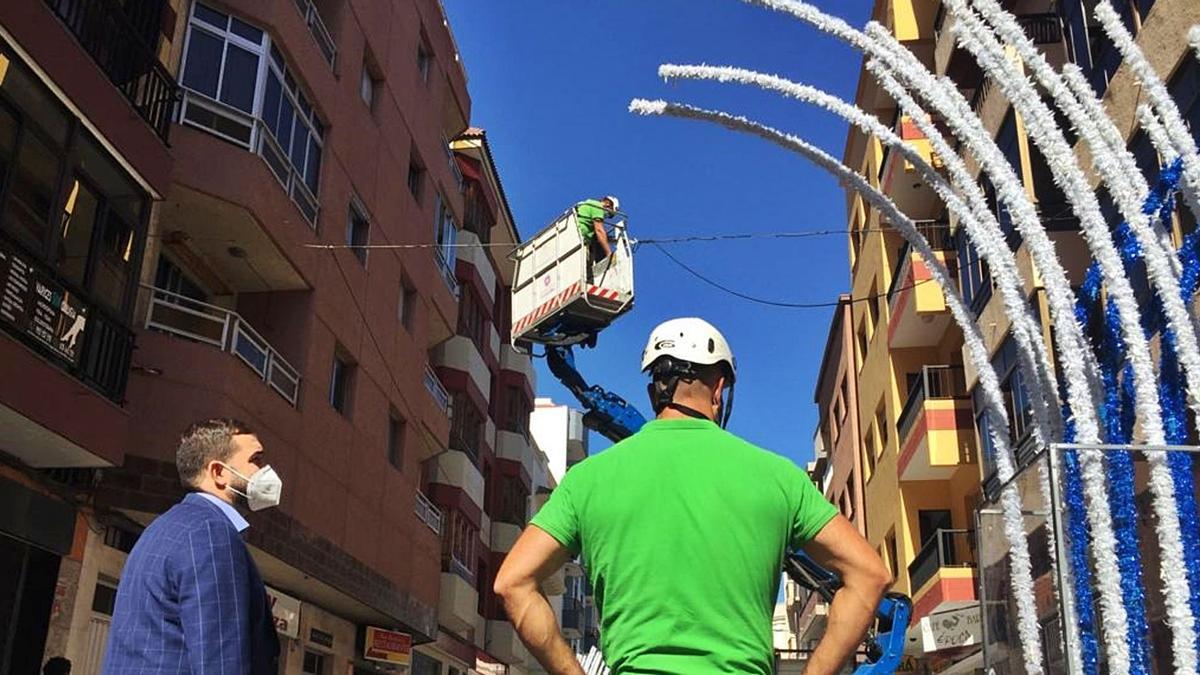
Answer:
46, 0, 178, 142
438, 571, 478, 637
486, 620, 524, 665
144, 287, 300, 406
908, 529, 978, 621
491, 521, 520, 554
456, 231, 497, 305
291, 0, 336, 68
425, 364, 451, 414
415, 490, 443, 535
897, 366, 975, 481
566, 408, 587, 464
500, 344, 535, 387
876, 115, 938, 217
497, 430, 538, 485
886, 221, 954, 349
562, 597, 583, 639
437, 335, 491, 402
429, 449, 485, 510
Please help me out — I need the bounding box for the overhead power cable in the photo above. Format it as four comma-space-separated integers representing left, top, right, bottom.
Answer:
298, 225, 940, 251
650, 242, 932, 309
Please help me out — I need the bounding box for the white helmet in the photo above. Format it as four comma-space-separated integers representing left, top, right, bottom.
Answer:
603, 195, 621, 213
641, 318, 737, 426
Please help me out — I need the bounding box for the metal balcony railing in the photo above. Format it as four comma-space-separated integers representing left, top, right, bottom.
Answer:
291, 0, 337, 68
144, 286, 301, 405
886, 220, 952, 305
415, 490, 443, 535
908, 528, 977, 593
46, 0, 179, 143
897, 365, 968, 444
424, 363, 451, 413
1017, 13, 1063, 45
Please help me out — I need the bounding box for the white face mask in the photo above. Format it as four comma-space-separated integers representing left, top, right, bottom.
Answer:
221, 463, 283, 511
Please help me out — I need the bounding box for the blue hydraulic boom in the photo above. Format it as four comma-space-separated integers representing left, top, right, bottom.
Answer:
542, 342, 912, 674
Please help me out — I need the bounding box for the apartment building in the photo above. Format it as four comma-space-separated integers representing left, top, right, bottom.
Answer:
530, 398, 601, 658
0, 0, 176, 669
843, 0, 1200, 671
0, 0, 552, 672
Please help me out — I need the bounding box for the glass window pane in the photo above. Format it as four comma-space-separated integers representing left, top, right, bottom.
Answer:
230, 17, 263, 44
193, 3, 228, 30
2, 131, 61, 254
182, 29, 223, 98
289, 125, 309, 172
219, 44, 259, 113
275, 96, 295, 152
78, 134, 144, 227
56, 179, 100, 288
0, 54, 70, 145
90, 210, 135, 314
305, 140, 321, 193
262, 71, 283, 137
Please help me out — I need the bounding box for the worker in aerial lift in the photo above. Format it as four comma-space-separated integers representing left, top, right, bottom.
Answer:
574, 195, 619, 276
493, 318, 890, 675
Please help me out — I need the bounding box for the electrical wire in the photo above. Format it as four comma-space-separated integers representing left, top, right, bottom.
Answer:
650, 241, 933, 308
299, 224, 942, 250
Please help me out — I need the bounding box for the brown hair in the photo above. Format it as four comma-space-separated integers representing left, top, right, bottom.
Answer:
176, 418, 254, 486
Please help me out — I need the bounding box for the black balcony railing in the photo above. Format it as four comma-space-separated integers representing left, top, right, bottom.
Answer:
78, 311, 136, 403
1018, 13, 1063, 46
897, 365, 968, 444
969, 76, 995, 116
46, 0, 178, 143
908, 529, 977, 593
886, 220, 953, 305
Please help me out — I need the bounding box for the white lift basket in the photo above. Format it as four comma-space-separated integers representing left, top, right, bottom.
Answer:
510, 209, 635, 347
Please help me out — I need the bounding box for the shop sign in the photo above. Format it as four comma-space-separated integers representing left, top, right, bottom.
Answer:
921, 604, 983, 653
0, 238, 89, 365
363, 626, 411, 665
265, 586, 300, 639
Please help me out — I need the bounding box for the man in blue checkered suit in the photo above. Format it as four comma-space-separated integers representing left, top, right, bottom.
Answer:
102, 419, 282, 674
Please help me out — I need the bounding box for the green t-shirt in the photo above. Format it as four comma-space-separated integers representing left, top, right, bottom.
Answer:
530, 418, 837, 674
575, 199, 607, 241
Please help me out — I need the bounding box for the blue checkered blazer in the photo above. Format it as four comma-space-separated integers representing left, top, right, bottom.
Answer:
102, 492, 279, 674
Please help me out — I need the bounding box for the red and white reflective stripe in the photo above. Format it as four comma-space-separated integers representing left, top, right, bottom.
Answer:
587, 285, 620, 301
513, 282, 582, 334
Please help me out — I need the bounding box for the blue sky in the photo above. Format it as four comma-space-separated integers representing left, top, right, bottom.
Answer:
442, 0, 873, 468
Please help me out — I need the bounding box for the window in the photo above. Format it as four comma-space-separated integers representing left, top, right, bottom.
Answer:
862, 428, 876, 480
463, 180, 494, 242
855, 319, 869, 371
441, 509, 477, 582
179, 4, 324, 210
303, 650, 329, 674
875, 404, 888, 456
398, 277, 417, 332
155, 256, 206, 302
411, 652, 441, 675
449, 392, 482, 461
885, 531, 899, 583
387, 413, 405, 470
505, 386, 529, 437
956, 229, 992, 316
434, 192, 458, 289
0, 52, 148, 319
92, 579, 118, 616
417, 33, 433, 83
497, 474, 528, 526
918, 510, 953, 548
1170, 56, 1200, 237
973, 334, 1034, 481
347, 201, 370, 265
865, 282, 878, 336
457, 288, 485, 349
360, 53, 382, 110
407, 151, 425, 202
329, 350, 354, 414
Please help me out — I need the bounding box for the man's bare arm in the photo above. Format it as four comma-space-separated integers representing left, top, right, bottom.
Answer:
593, 222, 612, 257
802, 515, 892, 675
494, 527, 585, 675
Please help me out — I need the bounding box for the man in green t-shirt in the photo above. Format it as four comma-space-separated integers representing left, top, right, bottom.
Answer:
575, 195, 618, 264
494, 318, 890, 675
